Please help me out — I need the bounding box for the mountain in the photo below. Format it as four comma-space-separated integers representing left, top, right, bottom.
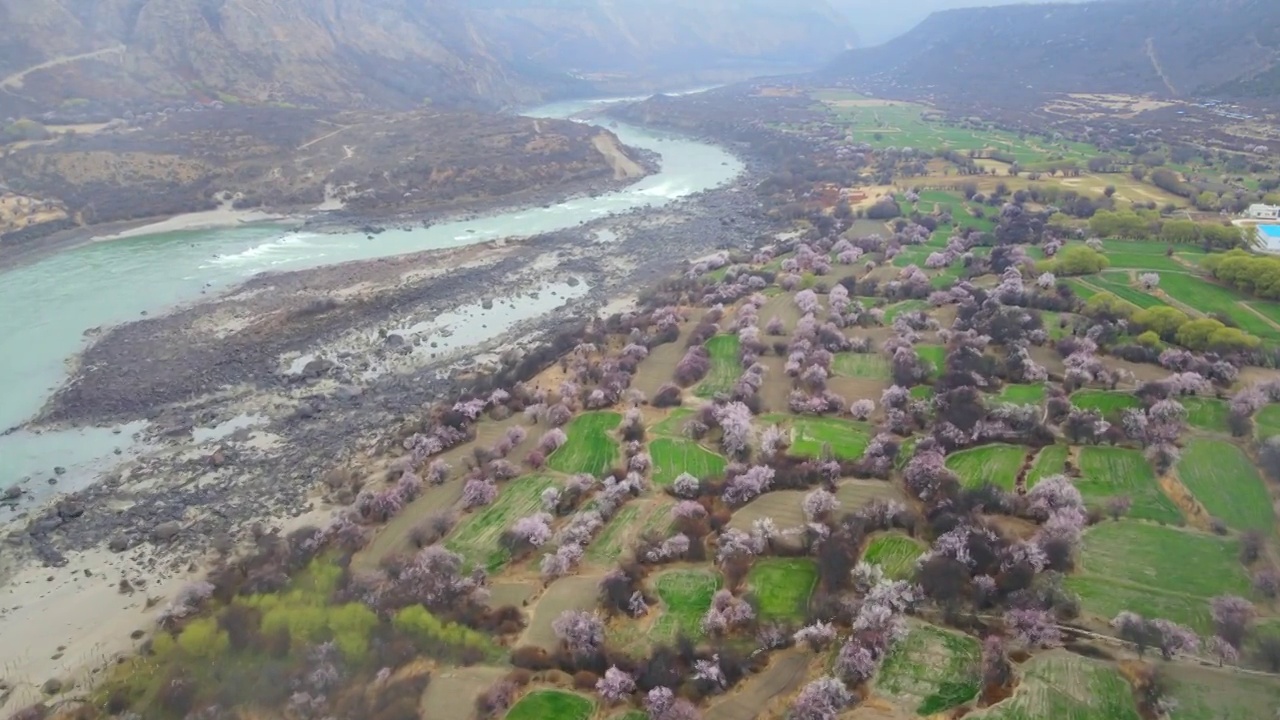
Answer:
0, 0, 854, 118
825, 0, 1280, 102
829, 0, 1095, 49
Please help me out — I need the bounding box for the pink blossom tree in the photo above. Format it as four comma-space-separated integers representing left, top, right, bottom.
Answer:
791, 677, 853, 720
1004, 608, 1061, 649
552, 610, 605, 660
596, 666, 636, 704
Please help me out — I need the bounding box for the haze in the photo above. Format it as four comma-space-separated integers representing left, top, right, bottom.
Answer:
832, 0, 1092, 46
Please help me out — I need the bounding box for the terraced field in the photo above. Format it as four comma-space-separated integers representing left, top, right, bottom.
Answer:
650, 438, 727, 486
994, 383, 1046, 405
945, 444, 1027, 491
878, 622, 980, 715
747, 558, 817, 622
652, 570, 721, 641
505, 691, 593, 720
696, 334, 743, 398
1076, 446, 1181, 524
863, 534, 926, 580
547, 411, 621, 476
781, 416, 872, 460
446, 475, 558, 571
832, 352, 890, 379
1181, 396, 1229, 432
1067, 522, 1250, 631
1027, 445, 1068, 487
1177, 439, 1273, 531
972, 652, 1141, 720
1070, 390, 1141, 416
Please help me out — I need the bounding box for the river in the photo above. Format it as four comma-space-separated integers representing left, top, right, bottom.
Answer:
0, 93, 742, 491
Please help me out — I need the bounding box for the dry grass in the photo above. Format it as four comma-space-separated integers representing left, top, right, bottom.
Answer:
419, 665, 509, 720
520, 575, 603, 649
705, 649, 811, 720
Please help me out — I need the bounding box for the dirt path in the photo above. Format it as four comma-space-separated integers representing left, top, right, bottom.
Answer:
297, 124, 354, 151
1144, 37, 1179, 96
1, 45, 126, 90
1238, 301, 1280, 333
1158, 471, 1212, 531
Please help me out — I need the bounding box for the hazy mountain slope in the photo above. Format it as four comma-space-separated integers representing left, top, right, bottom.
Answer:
0, 0, 855, 117
825, 0, 1280, 101
829, 0, 1090, 48
469, 0, 853, 75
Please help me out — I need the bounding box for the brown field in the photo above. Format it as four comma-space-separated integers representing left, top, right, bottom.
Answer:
355, 415, 539, 569
632, 309, 708, 398
835, 479, 904, 508
760, 293, 804, 335
828, 376, 889, 416
758, 356, 793, 413
488, 581, 538, 608
728, 490, 808, 531
705, 650, 811, 720
520, 575, 603, 649
419, 665, 509, 720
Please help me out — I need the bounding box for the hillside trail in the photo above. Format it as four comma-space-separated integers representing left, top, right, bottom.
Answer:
1237, 301, 1280, 333
1143, 37, 1179, 96
1, 44, 126, 90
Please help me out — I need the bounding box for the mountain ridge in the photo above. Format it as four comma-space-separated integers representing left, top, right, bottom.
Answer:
824, 0, 1280, 102
0, 0, 854, 118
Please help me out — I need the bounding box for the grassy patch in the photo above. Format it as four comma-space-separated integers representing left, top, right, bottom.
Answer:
1027, 445, 1068, 488
1070, 390, 1141, 416
1165, 663, 1280, 720
1177, 439, 1273, 531
695, 335, 742, 398
1159, 273, 1280, 341
1076, 446, 1181, 524
446, 475, 558, 572
1065, 279, 1098, 300
747, 558, 817, 622
976, 651, 1141, 720
650, 438, 727, 486
547, 411, 621, 476
863, 534, 926, 580
833, 352, 891, 379
1181, 397, 1229, 432
782, 416, 872, 460
652, 408, 693, 437
995, 383, 1046, 405
877, 622, 980, 716
916, 344, 946, 376
1255, 404, 1280, 439
505, 691, 593, 720
652, 570, 721, 641
1068, 522, 1249, 632
884, 299, 929, 322
1088, 272, 1168, 309
945, 444, 1026, 490
910, 385, 935, 401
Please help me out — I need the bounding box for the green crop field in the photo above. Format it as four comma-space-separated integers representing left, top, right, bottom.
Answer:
863, 534, 925, 580
747, 558, 817, 622
1068, 522, 1249, 632
877, 622, 980, 715
696, 335, 743, 398
1181, 397, 1229, 432
1255, 404, 1280, 438
1165, 664, 1280, 720
833, 352, 890, 379
1159, 274, 1280, 341
782, 416, 872, 460
446, 475, 558, 572
1070, 390, 1141, 416
547, 411, 621, 476
995, 383, 1046, 405
1087, 272, 1168, 309
1076, 446, 1182, 524
650, 438, 728, 486
884, 299, 929, 322
910, 385, 935, 401
1027, 445, 1068, 488
652, 408, 693, 437
652, 570, 721, 641
1177, 439, 1273, 531
945, 444, 1026, 490
977, 652, 1141, 720
505, 691, 593, 720
916, 345, 946, 376
1065, 279, 1098, 299
1245, 300, 1280, 327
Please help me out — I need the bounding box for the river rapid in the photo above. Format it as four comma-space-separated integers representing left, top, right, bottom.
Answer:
0, 93, 742, 492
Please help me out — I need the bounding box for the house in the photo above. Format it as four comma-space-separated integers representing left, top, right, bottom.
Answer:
1246, 204, 1280, 220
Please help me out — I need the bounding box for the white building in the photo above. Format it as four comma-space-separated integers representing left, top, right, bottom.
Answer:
1247, 204, 1280, 220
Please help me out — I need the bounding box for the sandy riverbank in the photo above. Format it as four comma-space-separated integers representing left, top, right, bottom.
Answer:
91, 205, 293, 243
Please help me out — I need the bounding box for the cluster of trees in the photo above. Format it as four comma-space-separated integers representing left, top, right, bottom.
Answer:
1081, 291, 1262, 353
1203, 250, 1280, 300
1088, 210, 1248, 249
1039, 245, 1109, 276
